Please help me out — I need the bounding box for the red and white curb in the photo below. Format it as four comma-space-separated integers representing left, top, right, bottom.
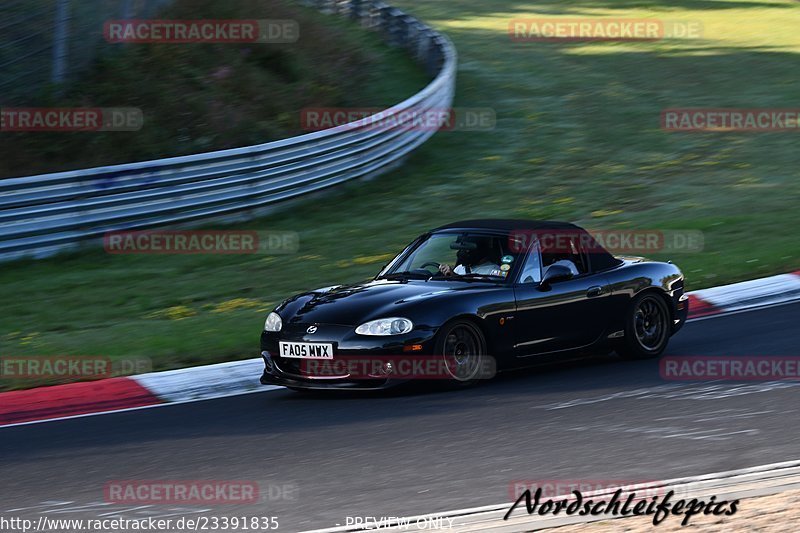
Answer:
132, 358, 272, 403
0, 378, 161, 427
2, 271, 800, 428
689, 271, 800, 317
0, 359, 277, 427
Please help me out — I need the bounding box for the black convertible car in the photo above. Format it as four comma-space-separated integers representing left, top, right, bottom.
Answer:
260, 220, 688, 390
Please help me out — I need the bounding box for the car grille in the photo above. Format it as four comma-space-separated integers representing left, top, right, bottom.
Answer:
273, 358, 345, 378
270, 322, 350, 378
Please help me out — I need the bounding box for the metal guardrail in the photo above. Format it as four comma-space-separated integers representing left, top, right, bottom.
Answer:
0, 0, 456, 261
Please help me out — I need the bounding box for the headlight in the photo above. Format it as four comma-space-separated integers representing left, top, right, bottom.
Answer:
264, 312, 282, 332
355, 317, 413, 336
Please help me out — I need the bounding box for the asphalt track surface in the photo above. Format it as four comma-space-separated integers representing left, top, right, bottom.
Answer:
2, 302, 800, 531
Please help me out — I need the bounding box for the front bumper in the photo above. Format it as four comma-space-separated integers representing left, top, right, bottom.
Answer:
259, 357, 401, 390
672, 293, 689, 334
259, 323, 438, 390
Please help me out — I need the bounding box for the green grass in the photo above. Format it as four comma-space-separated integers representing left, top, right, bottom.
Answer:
2, 0, 800, 390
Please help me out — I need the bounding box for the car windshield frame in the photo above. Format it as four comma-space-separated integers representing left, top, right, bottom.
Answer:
377, 230, 524, 283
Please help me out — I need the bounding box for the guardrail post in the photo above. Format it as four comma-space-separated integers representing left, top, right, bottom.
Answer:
391, 11, 408, 48
375, 3, 393, 41
418, 28, 438, 77
51, 0, 71, 85
388, 8, 405, 47
399, 14, 415, 52
349, 0, 362, 21
364, 0, 380, 29
405, 19, 420, 56
430, 36, 445, 76
416, 26, 431, 66
121, 0, 134, 18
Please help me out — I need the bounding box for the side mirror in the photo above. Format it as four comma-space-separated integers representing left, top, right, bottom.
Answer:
540, 264, 574, 288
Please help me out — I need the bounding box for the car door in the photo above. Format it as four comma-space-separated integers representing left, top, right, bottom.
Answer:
512, 239, 612, 356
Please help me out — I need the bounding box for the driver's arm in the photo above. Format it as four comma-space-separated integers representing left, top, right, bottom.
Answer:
440, 263, 468, 276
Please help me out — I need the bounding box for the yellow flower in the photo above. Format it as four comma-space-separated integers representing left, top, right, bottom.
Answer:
146, 306, 196, 320
353, 253, 395, 265
211, 298, 263, 314
591, 209, 623, 218
20, 332, 40, 346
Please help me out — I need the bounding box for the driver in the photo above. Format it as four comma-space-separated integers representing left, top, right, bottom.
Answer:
438, 236, 501, 276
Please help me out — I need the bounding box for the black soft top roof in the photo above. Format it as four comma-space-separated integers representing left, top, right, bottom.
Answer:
430, 219, 622, 272
432, 219, 580, 232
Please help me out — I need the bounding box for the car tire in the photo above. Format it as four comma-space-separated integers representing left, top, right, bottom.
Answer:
434, 319, 488, 387
616, 292, 671, 360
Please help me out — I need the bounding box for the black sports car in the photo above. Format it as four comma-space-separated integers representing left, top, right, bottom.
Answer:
260, 219, 688, 390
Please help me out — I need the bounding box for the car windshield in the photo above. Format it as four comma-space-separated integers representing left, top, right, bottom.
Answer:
382, 232, 522, 281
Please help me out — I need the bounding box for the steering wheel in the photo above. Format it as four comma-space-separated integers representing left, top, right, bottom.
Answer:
418, 261, 441, 273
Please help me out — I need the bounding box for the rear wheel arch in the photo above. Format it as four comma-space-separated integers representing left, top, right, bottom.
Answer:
635, 287, 676, 322
617, 290, 671, 359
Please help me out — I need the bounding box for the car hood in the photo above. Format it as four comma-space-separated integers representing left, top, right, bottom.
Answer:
277, 279, 497, 326
617, 255, 651, 263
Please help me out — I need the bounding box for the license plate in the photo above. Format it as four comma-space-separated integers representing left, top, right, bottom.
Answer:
279, 341, 334, 359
